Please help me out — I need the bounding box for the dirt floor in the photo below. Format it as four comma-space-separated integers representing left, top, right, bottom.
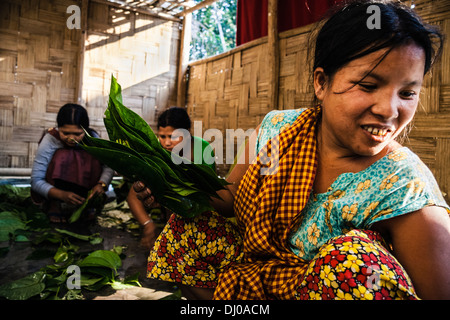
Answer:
0, 178, 178, 300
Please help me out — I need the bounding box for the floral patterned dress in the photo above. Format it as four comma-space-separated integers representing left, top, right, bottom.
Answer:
147, 108, 450, 300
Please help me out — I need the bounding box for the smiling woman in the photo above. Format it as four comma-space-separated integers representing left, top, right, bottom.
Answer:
313, 43, 426, 176
135, 0, 450, 300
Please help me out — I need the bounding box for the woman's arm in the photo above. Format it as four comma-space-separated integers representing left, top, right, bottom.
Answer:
133, 125, 261, 217
31, 133, 62, 198
373, 205, 450, 299
209, 124, 259, 217
127, 187, 158, 249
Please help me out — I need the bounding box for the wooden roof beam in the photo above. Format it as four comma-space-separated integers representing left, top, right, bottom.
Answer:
91, 0, 182, 21
176, 0, 219, 17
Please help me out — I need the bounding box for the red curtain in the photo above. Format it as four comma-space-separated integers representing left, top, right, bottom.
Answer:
236, 0, 345, 46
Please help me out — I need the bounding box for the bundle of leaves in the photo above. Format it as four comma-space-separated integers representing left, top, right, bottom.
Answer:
80, 76, 228, 218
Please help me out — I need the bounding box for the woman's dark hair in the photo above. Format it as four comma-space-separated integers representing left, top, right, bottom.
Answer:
313, 0, 444, 81
56, 103, 90, 129
157, 106, 191, 131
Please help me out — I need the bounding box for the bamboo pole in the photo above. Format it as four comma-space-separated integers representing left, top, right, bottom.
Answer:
267, 0, 279, 110
90, 0, 181, 22
177, 13, 192, 108
176, 0, 219, 17
76, 0, 89, 103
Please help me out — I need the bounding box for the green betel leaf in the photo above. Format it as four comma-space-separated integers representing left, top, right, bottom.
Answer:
68, 190, 92, 223
78, 250, 122, 272
0, 271, 46, 300
0, 211, 27, 242
108, 76, 162, 151
83, 131, 146, 161
109, 75, 123, 104
79, 143, 169, 198
140, 153, 197, 191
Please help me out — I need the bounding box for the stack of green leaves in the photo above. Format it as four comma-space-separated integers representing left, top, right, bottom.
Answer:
80, 76, 228, 218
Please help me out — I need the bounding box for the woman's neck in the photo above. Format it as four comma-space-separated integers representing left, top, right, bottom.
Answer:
313, 124, 400, 194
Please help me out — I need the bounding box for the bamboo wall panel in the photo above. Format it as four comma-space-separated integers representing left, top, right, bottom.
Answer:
0, 0, 181, 170
81, 1, 181, 137
186, 0, 450, 202
0, 0, 82, 168
186, 39, 270, 176
403, 0, 450, 203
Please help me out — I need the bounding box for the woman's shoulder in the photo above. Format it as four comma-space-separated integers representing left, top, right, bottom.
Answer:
39, 129, 62, 146
260, 108, 307, 129
351, 147, 441, 195
348, 147, 449, 226
256, 108, 308, 154
370, 147, 434, 182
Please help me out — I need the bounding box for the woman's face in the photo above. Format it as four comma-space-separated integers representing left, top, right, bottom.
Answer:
157, 126, 184, 152
314, 43, 426, 158
58, 124, 85, 147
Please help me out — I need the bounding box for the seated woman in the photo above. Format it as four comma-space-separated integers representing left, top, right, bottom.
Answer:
31, 103, 114, 223
127, 106, 215, 249
134, 0, 450, 300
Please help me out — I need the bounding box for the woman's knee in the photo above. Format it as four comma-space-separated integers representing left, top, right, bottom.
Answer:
295, 230, 417, 300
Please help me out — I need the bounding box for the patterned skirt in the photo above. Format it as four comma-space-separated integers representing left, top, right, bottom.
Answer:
147, 212, 418, 300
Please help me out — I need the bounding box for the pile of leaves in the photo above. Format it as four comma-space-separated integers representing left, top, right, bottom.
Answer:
0, 243, 138, 300
0, 184, 41, 245
0, 184, 140, 300
80, 76, 228, 218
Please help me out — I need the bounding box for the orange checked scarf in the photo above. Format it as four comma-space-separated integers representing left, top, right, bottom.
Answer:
214, 106, 321, 300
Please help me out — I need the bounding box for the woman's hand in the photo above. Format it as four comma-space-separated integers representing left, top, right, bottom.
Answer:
88, 182, 106, 200
57, 190, 85, 205
132, 181, 159, 209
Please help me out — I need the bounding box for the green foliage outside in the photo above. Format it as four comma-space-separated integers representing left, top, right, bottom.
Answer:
189, 0, 237, 61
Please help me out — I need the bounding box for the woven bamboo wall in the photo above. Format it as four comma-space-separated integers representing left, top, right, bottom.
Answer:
186, 0, 450, 203
0, 0, 181, 171
81, 1, 180, 137
186, 38, 272, 178
0, 0, 83, 169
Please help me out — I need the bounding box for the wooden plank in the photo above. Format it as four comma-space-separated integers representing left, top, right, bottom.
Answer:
409, 114, 450, 138
176, 0, 219, 17
0, 141, 29, 156
0, 96, 14, 110
30, 111, 56, 128
12, 126, 43, 142
0, 81, 33, 97
176, 13, 191, 107
436, 138, 450, 202
267, 0, 279, 110
13, 107, 30, 126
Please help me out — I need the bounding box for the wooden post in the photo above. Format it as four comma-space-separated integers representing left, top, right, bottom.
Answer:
177, 13, 192, 108
267, 0, 279, 110
76, 0, 88, 103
